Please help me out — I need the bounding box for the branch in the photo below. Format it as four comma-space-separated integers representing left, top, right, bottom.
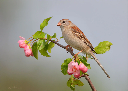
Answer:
49, 39, 97, 91
50, 40, 75, 56
78, 74, 96, 91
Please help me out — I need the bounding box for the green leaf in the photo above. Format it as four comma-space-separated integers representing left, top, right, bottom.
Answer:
52, 33, 56, 38
73, 79, 84, 86
84, 63, 91, 69
70, 84, 75, 91
70, 75, 74, 80
37, 39, 46, 50
61, 63, 68, 75
32, 42, 38, 60
44, 43, 49, 51
64, 58, 72, 64
40, 17, 52, 31
67, 78, 72, 87
48, 42, 55, 53
94, 41, 113, 54
79, 56, 91, 69
33, 31, 46, 39
82, 56, 87, 62
67, 76, 75, 91
76, 59, 80, 65
47, 34, 51, 41
67, 75, 84, 90
39, 48, 50, 57
80, 70, 83, 76
79, 56, 87, 65
60, 36, 63, 39
61, 58, 72, 75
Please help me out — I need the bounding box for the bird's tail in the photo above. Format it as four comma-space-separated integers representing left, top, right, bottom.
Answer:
91, 53, 110, 78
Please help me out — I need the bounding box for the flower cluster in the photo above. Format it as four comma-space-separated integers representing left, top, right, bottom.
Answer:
18, 36, 33, 57
67, 61, 88, 78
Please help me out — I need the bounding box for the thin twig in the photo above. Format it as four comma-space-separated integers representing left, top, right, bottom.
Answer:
84, 75, 96, 91
78, 74, 96, 91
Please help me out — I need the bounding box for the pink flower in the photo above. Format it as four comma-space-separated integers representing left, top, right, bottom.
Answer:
18, 36, 26, 48
67, 61, 80, 78
31, 52, 34, 56
24, 45, 33, 57
18, 36, 33, 57
24, 49, 32, 57
24, 45, 30, 52
79, 63, 88, 73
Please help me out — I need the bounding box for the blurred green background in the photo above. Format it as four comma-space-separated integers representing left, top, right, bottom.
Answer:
0, 0, 128, 91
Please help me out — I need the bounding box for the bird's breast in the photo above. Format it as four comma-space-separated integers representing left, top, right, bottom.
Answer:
62, 29, 91, 54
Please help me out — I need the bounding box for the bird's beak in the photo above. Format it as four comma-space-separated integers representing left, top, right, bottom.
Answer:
57, 22, 61, 26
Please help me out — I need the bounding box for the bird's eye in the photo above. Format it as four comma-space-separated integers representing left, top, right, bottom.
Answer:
62, 21, 65, 23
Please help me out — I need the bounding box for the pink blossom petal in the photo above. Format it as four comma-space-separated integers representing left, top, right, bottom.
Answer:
79, 63, 88, 73
25, 49, 32, 57
67, 61, 80, 78
18, 40, 27, 48
31, 52, 34, 57
24, 45, 30, 52
19, 36, 25, 40
67, 61, 74, 75
74, 71, 80, 78
67, 70, 73, 75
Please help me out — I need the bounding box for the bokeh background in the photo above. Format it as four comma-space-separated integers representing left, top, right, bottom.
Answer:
0, 0, 128, 91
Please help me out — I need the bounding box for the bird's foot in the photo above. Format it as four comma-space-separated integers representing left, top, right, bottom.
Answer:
85, 54, 88, 60
65, 45, 73, 51
74, 50, 83, 60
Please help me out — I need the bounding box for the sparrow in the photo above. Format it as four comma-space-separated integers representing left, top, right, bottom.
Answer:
57, 19, 110, 78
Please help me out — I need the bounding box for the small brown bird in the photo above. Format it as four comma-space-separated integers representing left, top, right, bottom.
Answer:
57, 19, 110, 78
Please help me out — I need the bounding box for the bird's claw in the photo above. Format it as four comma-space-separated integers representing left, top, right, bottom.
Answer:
65, 45, 73, 51
74, 50, 83, 60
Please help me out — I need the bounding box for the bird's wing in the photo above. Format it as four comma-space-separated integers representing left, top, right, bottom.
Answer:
71, 25, 96, 53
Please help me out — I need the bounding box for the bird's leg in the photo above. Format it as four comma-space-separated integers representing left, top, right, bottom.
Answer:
86, 54, 88, 60
65, 45, 73, 51
65, 45, 70, 51
76, 50, 83, 55
74, 50, 83, 60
